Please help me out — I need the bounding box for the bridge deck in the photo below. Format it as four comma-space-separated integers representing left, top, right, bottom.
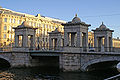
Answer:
30, 50, 120, 56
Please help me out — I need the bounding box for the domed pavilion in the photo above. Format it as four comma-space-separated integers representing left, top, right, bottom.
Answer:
92, 22, 114, 52
62, 14, 91, 52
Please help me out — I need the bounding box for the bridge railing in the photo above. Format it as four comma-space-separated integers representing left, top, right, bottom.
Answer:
0, 46, 12, 52
104, 74, 120, 80
34, 46, 119, 52
0, 46, 120, 52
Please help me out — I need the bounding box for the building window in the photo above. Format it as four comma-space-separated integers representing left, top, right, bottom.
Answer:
3, 34, 6, 39
51, 26, 53, 29
4, 25, 7, 30
9, 34, 11, 39
13, 19, 15, 23
46, 25, 47, 28
49, 25, 51, 29
43, 24, 45, 28
9, 26, 12, 31
18, 20, 20, 24
43, 38, 44, 42
29, 22, 32, 26
12, 34, 14, 39
33, 22, 36, 27
4, 18, 7, 22
10, 19, 12, 23
12, 29, 15, 32
46, 38, 48, 42
37, 23, 39, 27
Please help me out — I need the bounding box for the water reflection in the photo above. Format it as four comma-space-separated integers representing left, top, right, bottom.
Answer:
0, 67, 119, 80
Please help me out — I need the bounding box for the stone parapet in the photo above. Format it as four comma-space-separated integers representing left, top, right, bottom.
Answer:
63, 47, 83, 53
12, 47, 29, 52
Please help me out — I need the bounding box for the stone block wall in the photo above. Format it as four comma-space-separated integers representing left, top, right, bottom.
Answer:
60, 54, 81, 72
10, 52, 31, 67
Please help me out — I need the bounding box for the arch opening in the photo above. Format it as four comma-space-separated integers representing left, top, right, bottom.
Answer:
86, 61, 119, 72
32, 56, 60, 74
0, 58, 11, 70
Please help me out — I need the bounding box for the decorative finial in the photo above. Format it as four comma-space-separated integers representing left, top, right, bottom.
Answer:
75, 14, 77, 17
102, 22, 104, 25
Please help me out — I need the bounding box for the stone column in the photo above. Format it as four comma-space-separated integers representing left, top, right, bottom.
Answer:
86, 31, 88, 52
22, 29, 28, 47
109, 37, 113, 52
64, 32, 69, 46
82, 33, 85, 51
80, 32, 82, 47
57, 34, 62, 49
94, 34, 98, 52
49, 35, 52, 50
15, 33, 19, 47
32, 30, 36, 50
98, 37, 102, 52
23, 35, 28, 47
104, 36, 109, 52
76, 32, 81, 48
30, 35, 33, 48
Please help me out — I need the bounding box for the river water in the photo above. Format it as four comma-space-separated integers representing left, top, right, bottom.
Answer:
0, 67, 119, 80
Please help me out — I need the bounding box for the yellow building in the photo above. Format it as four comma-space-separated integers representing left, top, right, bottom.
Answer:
88, 32, 94, 47
112, 38, 120, 48
0, 7, 66, 48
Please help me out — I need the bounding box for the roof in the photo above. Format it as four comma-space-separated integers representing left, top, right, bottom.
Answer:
62, 14, 91, 27
0, 7, 66, 24
72, 14, 81, 23
48, 28, 61, 34
92, 22, 114, 32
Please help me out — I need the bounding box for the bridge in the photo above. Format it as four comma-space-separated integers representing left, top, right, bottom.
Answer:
0, 50, 120, 72
0, 16, 119, 72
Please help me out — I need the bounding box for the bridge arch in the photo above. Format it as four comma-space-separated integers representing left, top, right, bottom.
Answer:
81, 56, 120, 71
0, 55, 11, 69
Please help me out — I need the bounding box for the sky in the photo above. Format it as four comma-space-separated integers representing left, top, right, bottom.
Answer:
0, 0, 120, 38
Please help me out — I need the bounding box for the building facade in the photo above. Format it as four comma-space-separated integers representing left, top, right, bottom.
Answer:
112, 37, 120, 48
0, 7, 66, 49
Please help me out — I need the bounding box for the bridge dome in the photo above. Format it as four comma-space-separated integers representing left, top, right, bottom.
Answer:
99, 22, 107, 30
72, 14, 81, 23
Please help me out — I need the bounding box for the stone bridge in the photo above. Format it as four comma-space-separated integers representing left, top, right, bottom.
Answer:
0, 51, 120, 72
1, 16, 118, 72
0, 51, 31, 68
58, 52, 120, 71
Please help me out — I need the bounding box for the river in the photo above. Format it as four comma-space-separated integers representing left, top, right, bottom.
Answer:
0, 67, 119, 80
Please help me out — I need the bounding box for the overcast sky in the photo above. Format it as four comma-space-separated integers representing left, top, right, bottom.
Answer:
0, 0, 120, 38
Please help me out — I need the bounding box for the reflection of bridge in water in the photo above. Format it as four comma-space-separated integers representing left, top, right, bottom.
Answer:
0, 15, 120, 72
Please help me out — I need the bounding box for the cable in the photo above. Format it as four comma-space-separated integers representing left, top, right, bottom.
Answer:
80, 13, 120, 18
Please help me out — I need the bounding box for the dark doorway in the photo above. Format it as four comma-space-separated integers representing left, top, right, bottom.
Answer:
0, 58, 10, 70
32, 56, 59, 74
